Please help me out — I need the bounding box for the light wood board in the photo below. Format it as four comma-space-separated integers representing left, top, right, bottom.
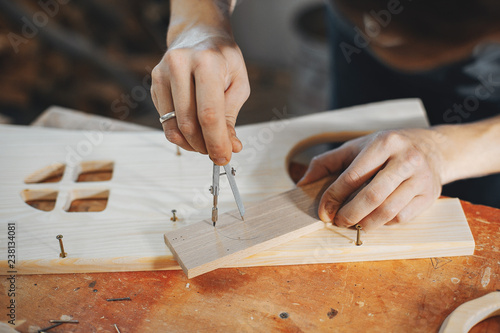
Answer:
439, 292, 500, 333
0, 99, 475, 275
165, 177, 474, 278
165, 179, 329, 278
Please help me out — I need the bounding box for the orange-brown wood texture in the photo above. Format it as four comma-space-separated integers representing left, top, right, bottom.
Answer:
1, 110, 498, 332
1, 198, 498, 333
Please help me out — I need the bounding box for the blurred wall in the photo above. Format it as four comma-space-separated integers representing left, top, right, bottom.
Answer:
232, 0, 331, 116
231, 0, 324, 68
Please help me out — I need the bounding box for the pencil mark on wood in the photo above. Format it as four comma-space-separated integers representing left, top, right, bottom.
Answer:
431, 258, 452, 269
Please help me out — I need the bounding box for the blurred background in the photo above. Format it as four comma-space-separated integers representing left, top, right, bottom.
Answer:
0, 0, 330, 128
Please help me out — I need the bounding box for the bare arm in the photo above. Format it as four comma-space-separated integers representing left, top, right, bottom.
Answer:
437, 115, 500, 183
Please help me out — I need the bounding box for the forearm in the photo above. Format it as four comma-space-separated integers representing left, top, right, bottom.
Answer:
168, 0, 235, 46
435, 115, 500, 184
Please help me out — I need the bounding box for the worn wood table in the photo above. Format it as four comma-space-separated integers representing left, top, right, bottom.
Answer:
2, 108, 499, 332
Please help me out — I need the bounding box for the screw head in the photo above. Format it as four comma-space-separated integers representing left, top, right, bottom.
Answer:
171, 209, 177, 214
56, 235, 63, 240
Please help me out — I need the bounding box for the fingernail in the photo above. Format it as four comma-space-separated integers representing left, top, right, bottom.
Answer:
324, 201, 335, 215
213, 157, 228, 165
319, 201, 335, 223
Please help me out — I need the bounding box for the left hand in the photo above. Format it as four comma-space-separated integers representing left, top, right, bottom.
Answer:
297, 129, 447, 231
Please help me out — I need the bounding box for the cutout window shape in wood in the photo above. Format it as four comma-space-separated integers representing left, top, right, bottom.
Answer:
24, 163, 65, 184
21, 189, 58, 212
22, 161, 112, 212
75, 160, 114, 182
285, 132, 370, 183
65, 189, 110, 212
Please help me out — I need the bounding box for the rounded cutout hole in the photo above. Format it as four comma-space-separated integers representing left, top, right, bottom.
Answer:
469, 315, 500, 332
65, 188, 110, 212
21, 189, 58, 212
24, 163, 65, 184
286, 131, 371, 183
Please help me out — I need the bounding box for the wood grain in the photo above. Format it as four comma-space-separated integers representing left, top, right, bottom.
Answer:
165, 179, 329, 278
166, 177, 475, 278
7, 200, 499, 333
439, 292, 500, 333
0, 99, 474, 275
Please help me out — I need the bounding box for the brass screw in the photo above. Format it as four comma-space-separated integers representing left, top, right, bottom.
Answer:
171, 209, 177, 222
56, 234, 67, 258
355, 224, 363, 246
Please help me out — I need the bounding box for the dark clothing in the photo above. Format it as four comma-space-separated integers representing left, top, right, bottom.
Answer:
327, 3, 500, 208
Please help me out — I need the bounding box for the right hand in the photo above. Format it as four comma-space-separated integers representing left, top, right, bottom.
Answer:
151, 24, 250, 165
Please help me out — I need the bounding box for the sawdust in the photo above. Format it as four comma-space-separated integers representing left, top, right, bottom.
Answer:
481, 267, 491, 288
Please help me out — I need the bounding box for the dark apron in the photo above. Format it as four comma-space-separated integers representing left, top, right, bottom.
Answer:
327, 3, 500, 208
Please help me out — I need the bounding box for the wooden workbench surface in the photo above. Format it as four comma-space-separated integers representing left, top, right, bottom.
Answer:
3, 191, 498, 333
2, 107, 499, 332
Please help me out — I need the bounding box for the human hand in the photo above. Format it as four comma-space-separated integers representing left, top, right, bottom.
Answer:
151, 24, 250, 165
297, 129, 448, 231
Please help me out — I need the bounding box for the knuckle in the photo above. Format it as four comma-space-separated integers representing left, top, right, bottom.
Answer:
364, 187, 382, 205
406, 148, 425, 168
164, 49, 183, 65
151, 65, 167, 85
393, 211, 406, 224
379, 131, 405, 149
380, 205, 398, 221
343, 169, 362, 188
394, 162, 413, 180
164, 129, 183, 144
177, 121, 197, 138
198, 107, 219, 127
193, 49, 221, 67
165, 51, 186, 76
310, 156, 322, 168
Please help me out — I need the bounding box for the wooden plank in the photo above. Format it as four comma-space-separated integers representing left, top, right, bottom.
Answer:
165, 179, 330, 278
31, 105, 154, 131
166, 184, 474, 278
439, 292, 500, 333
233, 198, 473, 268
0, 99, 474, 275
8, 200, 499, 333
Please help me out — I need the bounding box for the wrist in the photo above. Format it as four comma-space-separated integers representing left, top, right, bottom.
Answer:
430, 125, 461, 184
168, 0, 233, 47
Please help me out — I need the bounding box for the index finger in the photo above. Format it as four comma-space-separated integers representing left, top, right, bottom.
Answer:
194, 56, 232, 165
318, 145, 390, 223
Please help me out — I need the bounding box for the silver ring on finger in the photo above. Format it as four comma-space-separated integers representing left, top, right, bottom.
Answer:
159, 111, 176, 124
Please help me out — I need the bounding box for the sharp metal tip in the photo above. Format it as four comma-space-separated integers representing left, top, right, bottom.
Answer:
213, 221, 216, 227
241, 215, 245, 221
